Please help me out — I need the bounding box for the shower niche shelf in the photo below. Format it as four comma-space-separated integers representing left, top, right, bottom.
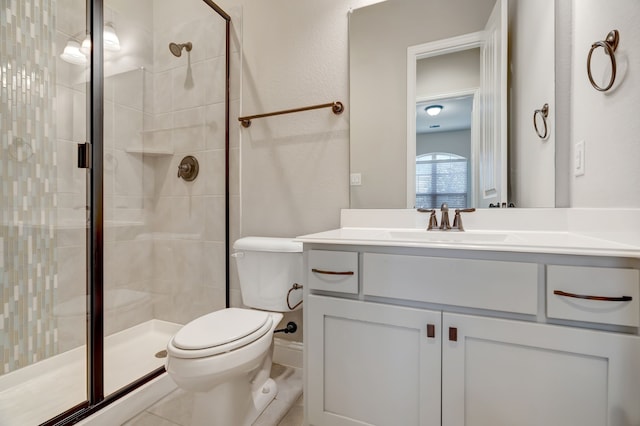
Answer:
125, 147, 174, 156
126, 129, 175, 156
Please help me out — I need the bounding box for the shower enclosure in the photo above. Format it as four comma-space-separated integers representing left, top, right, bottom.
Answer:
0, 0, 232, 424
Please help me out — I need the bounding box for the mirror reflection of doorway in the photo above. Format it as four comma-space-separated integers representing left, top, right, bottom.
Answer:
415, 94, 476, 208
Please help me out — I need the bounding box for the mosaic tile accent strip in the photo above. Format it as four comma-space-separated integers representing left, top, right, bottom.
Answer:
0, 0, 59, 374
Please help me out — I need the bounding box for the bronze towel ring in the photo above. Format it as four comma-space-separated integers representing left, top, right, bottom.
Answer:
587, 30, 619, 92
533, 103, 549, 139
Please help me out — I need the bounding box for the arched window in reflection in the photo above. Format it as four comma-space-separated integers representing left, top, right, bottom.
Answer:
416, 152, 468, 209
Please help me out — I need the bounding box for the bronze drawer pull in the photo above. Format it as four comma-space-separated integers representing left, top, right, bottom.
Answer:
311, 268, 354, 276
553, 290, 632, 302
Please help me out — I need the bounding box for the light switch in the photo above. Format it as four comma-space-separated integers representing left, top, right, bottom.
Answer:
350, 173, 362, 186
574, 140, 585, 176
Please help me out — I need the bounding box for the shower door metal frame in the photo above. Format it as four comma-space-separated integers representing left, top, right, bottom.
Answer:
41, 0, 231, 424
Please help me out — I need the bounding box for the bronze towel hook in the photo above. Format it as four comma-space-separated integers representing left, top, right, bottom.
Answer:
587, 29, 619, 92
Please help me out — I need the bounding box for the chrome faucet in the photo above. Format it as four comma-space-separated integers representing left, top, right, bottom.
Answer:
439, 203, 451, 230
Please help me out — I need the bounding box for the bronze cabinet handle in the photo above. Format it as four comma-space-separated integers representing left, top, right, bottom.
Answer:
553, 290, 632, 302
311, 268, 354, 276
448, 327, 458, 342
426, 324, 436, 339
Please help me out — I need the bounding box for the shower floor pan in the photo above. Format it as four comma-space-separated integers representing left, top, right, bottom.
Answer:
0, 319, 181, 426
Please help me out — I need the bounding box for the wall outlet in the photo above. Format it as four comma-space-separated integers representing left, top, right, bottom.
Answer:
350, 173, 362, 186
574, 140, 585, 176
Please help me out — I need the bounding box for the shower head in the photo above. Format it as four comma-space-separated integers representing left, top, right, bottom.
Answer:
169, 42, 192, 57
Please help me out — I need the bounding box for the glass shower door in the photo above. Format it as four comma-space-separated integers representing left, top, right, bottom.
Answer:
0, 0, 90, 424
102, 0, 230, 399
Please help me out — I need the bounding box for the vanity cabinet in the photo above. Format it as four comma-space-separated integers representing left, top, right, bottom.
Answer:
442, 312, 640, 426
305, 248, 640, 426
307, 295, 441, 426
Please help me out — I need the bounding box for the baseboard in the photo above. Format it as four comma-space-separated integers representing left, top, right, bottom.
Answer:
273, 337, 303, 369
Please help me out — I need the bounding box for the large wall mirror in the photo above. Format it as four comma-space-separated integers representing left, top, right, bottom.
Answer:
349, 0, 560, 209
406, 18, 507, 210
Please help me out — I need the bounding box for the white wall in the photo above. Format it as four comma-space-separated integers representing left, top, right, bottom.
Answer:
417, 130, 471, 159
417, 49, 480, 99
508, 0, 555, 208
571, 0, 640, 207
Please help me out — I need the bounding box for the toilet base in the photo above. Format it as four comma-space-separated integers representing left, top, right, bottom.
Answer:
190, 376, 278, 426
251, 377, 278, 422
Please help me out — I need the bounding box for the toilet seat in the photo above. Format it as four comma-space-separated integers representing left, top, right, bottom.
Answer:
168, 308, 273, 359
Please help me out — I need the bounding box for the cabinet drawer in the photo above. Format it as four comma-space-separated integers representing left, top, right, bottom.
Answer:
547, 265, 640, 327
363, 253, 538, 314
308, 250, 358, 294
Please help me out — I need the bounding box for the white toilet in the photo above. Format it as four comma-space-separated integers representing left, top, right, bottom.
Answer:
165, 237, 303, 426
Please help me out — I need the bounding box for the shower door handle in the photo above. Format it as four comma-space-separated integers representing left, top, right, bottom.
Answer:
77, 142, 91, 169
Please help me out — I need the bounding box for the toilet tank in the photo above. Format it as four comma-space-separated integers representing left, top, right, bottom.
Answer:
233, 237, 303, 312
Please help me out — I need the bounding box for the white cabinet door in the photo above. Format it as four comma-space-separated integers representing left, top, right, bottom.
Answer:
442, 312, 640, 426
307, 295, 441, 426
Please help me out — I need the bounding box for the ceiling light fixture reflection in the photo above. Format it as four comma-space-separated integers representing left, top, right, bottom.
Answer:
60, 40, 87, 65
103, 22, 121, 51
80, 35, 91, 55
61, 22, 121, 65
425, 105, 443, 116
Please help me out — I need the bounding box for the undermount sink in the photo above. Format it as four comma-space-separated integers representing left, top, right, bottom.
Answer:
385, 230, 517, 244
297, 227, 640, 255
310, 228, 518, 244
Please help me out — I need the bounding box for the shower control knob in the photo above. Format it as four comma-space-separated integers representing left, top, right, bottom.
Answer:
177, 155, 199, 181
177, 163, 192, 176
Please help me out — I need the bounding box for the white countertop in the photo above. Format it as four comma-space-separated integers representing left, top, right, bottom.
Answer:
297, 209, 640, 258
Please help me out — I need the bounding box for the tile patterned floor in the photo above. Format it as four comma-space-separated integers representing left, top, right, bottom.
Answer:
122, 364, 303, 426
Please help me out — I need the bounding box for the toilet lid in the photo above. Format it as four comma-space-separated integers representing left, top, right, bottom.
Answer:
172, 308, 270, 350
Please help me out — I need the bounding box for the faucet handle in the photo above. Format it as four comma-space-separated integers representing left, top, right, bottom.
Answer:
452, 208, 476, 231
417, 208, 438, 230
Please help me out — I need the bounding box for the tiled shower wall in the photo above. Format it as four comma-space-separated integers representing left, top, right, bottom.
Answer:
148, 0, 238, 324
0, 0, 59, 373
